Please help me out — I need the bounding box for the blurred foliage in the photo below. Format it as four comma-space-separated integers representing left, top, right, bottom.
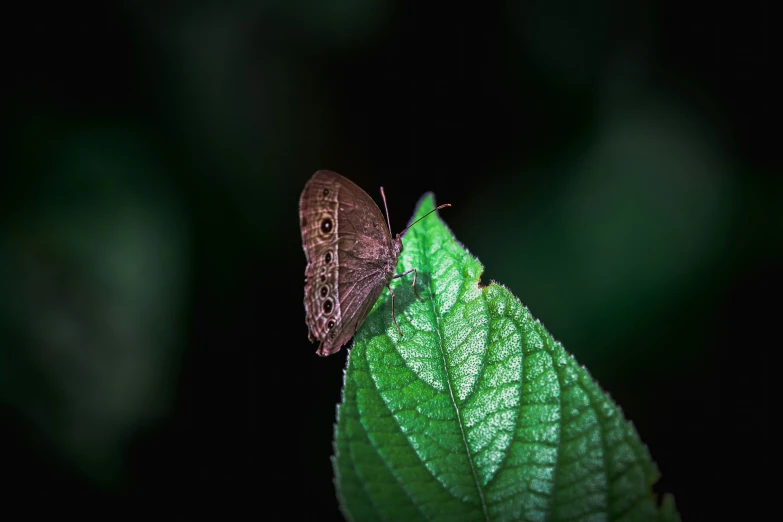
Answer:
1, 123, 190, 485
463, 88, 736, 373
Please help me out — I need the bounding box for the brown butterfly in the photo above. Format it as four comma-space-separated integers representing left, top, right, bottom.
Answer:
299, 170, 450, 356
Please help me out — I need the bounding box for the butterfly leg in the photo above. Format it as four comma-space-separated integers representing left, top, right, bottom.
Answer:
386, 284, 403, 337
392, 268, 423, 301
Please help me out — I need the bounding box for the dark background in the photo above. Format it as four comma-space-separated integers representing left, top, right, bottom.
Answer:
1, 1, 776, 519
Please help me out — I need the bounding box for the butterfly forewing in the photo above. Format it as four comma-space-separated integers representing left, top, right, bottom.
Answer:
299, 170, 399, 356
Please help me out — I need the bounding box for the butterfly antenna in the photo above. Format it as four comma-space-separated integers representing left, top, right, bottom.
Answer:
399, 203, 452, 237
380, 187, 393, 234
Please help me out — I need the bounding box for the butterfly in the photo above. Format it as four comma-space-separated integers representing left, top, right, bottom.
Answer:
299, 170, 449, 356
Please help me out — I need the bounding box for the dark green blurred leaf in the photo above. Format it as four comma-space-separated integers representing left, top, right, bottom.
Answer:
0, 126, 190, 486
463, 94, 734, 371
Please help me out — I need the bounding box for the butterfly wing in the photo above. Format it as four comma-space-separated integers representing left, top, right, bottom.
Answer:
299, 170, 397, 356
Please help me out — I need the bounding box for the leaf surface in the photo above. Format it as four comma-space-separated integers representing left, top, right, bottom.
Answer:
334, 194, 680, 522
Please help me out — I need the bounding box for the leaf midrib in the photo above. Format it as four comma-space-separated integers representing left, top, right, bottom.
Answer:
416, 219, 491, 522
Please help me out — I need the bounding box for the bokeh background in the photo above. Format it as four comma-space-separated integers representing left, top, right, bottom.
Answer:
1, 1, 776, 519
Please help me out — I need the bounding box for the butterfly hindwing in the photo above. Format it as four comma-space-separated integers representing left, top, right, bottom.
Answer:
299, 170, 398, 355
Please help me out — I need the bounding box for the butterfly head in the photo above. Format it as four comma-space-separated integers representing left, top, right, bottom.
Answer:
393, 234, 403, 255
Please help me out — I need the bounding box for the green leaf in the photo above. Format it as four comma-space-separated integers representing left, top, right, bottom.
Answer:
333, 193, 680, 522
